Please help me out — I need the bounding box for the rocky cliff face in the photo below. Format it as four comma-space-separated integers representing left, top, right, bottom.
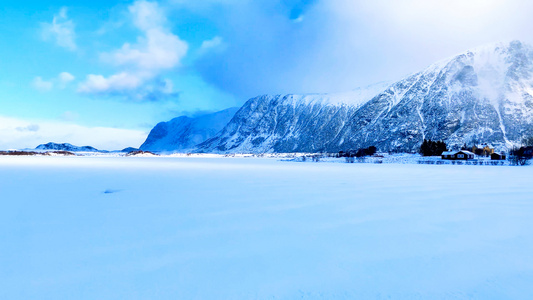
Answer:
198, 41, 533, 153
140, 107, 239, 152
196, 94, 365, 153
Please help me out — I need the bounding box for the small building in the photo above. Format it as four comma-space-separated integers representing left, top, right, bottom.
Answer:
441, 151, 456, 160
441, 150, 475, 160
472, 145, 494, 157
491, 152, 506, 160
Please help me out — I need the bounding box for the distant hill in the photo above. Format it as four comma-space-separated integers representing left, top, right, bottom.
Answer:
121, 147, 140, 153
35, 142, 102, 152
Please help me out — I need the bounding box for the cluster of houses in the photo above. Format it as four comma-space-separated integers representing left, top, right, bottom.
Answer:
441, 148, 506, 161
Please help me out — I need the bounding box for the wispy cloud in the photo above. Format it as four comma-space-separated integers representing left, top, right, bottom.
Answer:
32, 77, 53, 92
16, 124, 40, 133
32, 72, 75, 92
78, 1, 187, 101
41, 7, 77, 51
58, 72, 75, 88
198, 36, 225, 56
78, 72, 176, 101
79, 72, 144, 94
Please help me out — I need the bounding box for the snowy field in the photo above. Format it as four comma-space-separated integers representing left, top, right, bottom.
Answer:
1, 156, 533, 299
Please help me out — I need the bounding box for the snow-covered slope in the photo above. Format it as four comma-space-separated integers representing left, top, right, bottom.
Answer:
140, 107, 239, 152
199, 41, 533, 153
35, 142, 101, 152
195, 83, 390, 153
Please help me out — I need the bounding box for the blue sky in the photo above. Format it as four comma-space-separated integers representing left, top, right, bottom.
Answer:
2, 0, 533, 149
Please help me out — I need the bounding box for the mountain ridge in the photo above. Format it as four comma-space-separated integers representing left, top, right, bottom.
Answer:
197, 40, 533, 153
35, 142, 102, 152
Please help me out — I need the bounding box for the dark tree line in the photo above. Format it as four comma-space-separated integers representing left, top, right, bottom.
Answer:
354, 146, 377, 157
509, 146, 533, 166
419, 139, 447, 156
338, 146, 377, 158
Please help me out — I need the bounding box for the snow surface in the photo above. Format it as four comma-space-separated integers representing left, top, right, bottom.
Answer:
1, 156, 533, 299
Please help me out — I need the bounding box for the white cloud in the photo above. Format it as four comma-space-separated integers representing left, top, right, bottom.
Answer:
59, 72, 75, 84
129, 0, 166, 31
78, 72, 176, 101
198, 36, 225, 56
106, 29, 187, 71
0, 115, 146, 150
16, 124, 40, 132
79, 1, 187, 100
78, 72, 146, 94
32, 72, 76, 91
32, 77, 53, 92
58, 72, 75, 88
41, 7, 77, 51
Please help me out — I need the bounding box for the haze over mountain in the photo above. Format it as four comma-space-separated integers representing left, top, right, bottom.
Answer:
140, 107, 239, 152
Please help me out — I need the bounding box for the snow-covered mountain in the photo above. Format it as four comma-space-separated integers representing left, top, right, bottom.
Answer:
198, 41, 533, 153
196, 85, 389, 153
35, 142, 101, 152
140, 107, 239, 152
